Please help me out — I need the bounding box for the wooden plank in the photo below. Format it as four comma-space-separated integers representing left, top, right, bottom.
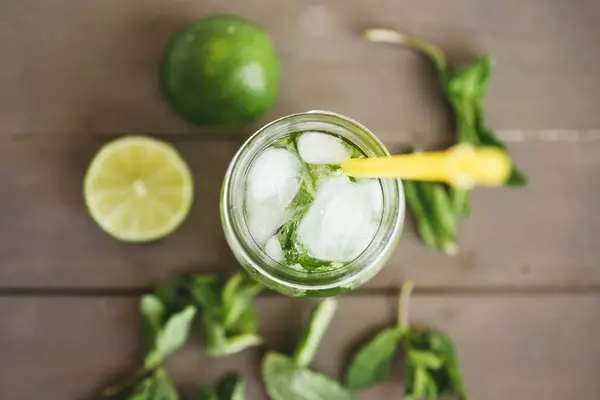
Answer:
1, 137, 598, 289
1, 0, 599, 137
1, 294, 599, 399
0, 138, 244, 288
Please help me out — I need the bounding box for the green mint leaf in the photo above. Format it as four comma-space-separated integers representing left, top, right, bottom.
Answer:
293, 299, 338, 367
292, 160, 318, 208
405, 181, 457, 253
403, 181, 440, 250
187, 274, 262, 357
424, 183, 456, 239
124, 375, 154, 400
217, 373, 246, 400
144, 305, 196, 369
102, 366, 150, 398
186, 275, 224, 316
351, 146, 365, 159
448, 55, 492, 99
505, 167, 527, 187
205, 332, 262, 357
197, 386, 218, 400
345, 327, 403, 390
141, 295, 165, 356
123, 368, 178, 400
404, 330, 467, 400
222, 273, 263, 330
152, 368, 179, 400
476, 125, 528, 187
229, 304, 258, 334
450, 187, 471, 217
198, 374, 246, 400
404, 365, 439, 400
202, 313, 262, 357
262, 352, 353, 400
285, 133, 301, 153
408, 349, 444, 369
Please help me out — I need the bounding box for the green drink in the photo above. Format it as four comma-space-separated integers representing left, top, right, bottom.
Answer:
221, 111, 404, 297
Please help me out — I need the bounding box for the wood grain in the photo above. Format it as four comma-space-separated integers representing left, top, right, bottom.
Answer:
1, 0, 599, 138
0, 137, 597, 289
1, 294, 598, 400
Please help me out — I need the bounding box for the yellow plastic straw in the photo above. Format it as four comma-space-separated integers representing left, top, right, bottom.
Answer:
340, 145, 511, 188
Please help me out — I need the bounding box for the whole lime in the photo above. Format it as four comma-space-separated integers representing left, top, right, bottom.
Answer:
160, 15, 280, 129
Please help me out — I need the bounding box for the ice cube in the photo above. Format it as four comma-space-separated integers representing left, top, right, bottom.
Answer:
296, 176, 378, 261
265, 235, 284, 262
245, 148, 300, 246
358, 179, 383, 219
247, 148, 301, 204
246, 204, 293, 247
297, 132, 351, 165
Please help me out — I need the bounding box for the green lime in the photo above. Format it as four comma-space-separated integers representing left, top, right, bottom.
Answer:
160, 15, 280, 129
84, 136, 193, 242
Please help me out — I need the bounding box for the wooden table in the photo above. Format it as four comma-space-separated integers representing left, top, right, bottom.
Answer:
1, 1, 600, 399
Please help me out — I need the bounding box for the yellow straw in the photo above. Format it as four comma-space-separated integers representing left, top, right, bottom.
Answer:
340, 145, 511, 188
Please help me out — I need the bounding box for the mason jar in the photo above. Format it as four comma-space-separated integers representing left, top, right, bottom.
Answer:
220, 111, 404, 297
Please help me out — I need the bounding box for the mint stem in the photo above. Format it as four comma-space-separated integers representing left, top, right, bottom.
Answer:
364, 28, 447, 73
398, 281, 415, 333
102, 366, 150, 397
293, 298, 338, 368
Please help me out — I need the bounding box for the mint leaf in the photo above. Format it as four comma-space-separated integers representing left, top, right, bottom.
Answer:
140, 295, 165, 355
230, 305, 258, 334
186, 275, 223, 315
217, 373, 246, 400
293, 299, 338, 367
125, 375, 154, 400
124, 368, 178, 400
404, 180, 457, 253
262, 300, 350, 399
345, 281, 413, 391
187, 273, 263, 357
398, 281, 467, 400
152, 368, 179, 400
198, 373, 246, 400
202, 312, 262, 357
222, 273, 263, 330
291, 160, 318, 209
345, 327, 403, 390
144, 305, 196, 369
197, 386, 218, 400
262, 352, 353, 400
404, 330, 467, 400
448, 56, 492, 100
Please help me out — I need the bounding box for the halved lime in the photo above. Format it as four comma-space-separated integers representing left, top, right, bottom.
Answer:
84, 136, 193, 242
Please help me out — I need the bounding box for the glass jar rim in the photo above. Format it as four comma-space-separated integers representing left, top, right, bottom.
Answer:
221, 111, 404, 291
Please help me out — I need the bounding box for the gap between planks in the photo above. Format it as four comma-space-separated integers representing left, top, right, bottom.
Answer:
4, 129, 600, 145
2, 285, 600, 298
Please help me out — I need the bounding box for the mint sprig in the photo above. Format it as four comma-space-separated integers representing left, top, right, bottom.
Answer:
185, 273, 263, 357
262, 299, 354, 400
345, 281, 468, 399
102, 272, 262, 398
